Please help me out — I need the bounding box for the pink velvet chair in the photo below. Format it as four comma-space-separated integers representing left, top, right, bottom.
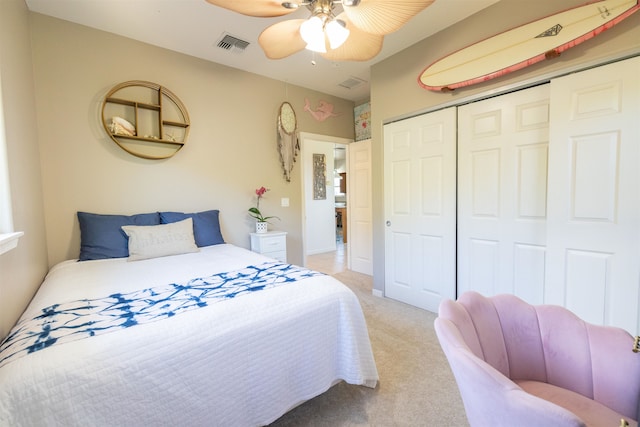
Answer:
435, 291, 640, 427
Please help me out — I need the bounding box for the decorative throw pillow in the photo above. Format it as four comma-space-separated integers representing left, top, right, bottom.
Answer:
77, 211, 160, 261
159, 210, 225, 247
122, 218, 199, 261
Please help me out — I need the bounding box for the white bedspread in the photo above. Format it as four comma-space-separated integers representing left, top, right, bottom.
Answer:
0, 244, 378, 426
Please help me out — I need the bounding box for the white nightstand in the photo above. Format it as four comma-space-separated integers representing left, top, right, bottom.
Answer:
250, 231, 287, 263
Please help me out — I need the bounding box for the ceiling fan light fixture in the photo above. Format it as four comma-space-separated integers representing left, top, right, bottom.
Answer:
326, 19, 349, 49
300, 15, 327, 53
305, 37, 327, 53
341, 0, 361, 6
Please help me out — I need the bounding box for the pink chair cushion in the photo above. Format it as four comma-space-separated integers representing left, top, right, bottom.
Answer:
517, 380, 638, 427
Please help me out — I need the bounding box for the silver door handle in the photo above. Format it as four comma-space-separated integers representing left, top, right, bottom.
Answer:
386, 221, 391, 226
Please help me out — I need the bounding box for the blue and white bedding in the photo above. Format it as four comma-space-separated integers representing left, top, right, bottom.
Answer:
0, 244, 379, 426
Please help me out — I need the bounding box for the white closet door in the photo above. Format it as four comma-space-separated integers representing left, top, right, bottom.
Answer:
546, 56, 640, 334
384, 107, 457, 312
458, 84, 550, 303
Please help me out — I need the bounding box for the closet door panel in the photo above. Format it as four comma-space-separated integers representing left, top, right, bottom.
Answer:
384, 107, 457, 312
546, 56, 640, 334
458, 84, 550, 302
471, 149, 500, 217
517, 143, 548, 219
469, 238, 499, 296
513, 244, 546, 303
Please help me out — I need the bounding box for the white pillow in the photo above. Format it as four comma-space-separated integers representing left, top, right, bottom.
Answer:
122, 218, 199, 261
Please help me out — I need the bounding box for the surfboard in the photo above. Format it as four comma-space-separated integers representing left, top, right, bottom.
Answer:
418, 0, 640, 92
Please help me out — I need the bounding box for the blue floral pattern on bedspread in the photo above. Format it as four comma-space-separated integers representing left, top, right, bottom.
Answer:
0, 261, 323, 368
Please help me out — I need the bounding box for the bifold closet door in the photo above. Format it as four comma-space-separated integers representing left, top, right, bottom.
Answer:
457, 84, 551, 303
383, 107, 457, 312
546, 56, 640, 334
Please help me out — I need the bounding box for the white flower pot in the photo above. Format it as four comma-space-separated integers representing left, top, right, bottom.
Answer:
256, 221, 268, 234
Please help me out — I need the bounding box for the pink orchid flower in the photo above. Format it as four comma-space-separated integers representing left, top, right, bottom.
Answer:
256, 187, 267, 197
249, 186, 279, 223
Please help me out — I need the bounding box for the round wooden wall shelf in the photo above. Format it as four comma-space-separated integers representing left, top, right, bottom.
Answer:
101, 80, 190, 160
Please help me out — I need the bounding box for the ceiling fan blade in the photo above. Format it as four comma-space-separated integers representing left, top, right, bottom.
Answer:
343, 0, 435, 35
321, 14, 383, 61
258, 19, 307, 59
205, 0, 296, 17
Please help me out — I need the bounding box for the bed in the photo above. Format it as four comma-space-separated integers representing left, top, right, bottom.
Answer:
0, 211, 378, 426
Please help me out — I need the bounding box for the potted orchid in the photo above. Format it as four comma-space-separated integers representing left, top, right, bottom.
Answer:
249, 186, 279, 233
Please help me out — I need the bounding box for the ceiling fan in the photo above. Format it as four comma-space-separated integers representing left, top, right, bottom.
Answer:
205, 0, 435, 61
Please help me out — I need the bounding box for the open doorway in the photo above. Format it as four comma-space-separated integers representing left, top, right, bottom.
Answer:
333, 145, 347, 246
299, 132, 351, 271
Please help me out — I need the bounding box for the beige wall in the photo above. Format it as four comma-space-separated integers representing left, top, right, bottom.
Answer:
0, 0, 49, 339
5, 0, 639, 340
29, 13, 355, 268
369, 0, 640, 292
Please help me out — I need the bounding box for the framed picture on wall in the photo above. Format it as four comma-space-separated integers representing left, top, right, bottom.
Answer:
354, 102, 371, 141
313, 153, 326, 200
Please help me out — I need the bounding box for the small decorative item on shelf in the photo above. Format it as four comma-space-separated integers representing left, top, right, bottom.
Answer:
109, 116, 136, 136
249, 186, 279, 234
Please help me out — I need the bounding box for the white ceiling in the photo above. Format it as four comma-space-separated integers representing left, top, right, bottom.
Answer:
25, 0, 499, 102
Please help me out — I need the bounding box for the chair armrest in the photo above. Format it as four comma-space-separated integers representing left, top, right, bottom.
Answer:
435, 318, 585, 427
587, 323, 640, 421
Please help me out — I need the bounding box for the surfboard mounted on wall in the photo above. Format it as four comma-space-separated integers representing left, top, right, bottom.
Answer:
418, 0, 640, 92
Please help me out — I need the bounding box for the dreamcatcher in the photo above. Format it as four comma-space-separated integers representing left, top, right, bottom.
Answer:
277, 101, 299, 182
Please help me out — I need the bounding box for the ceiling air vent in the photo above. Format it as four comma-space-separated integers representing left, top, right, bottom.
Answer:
216, 33, 250, 53
338, 76, 366, 90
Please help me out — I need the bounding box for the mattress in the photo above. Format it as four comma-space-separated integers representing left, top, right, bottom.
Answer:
0, 244, 378, 426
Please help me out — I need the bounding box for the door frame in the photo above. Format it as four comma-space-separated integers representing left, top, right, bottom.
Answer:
299, 132, 352, 267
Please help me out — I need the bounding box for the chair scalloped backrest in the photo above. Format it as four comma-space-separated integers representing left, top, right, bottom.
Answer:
436, 291, 640, 422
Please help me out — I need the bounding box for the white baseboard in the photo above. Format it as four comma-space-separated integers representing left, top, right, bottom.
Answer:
372, 289, 383, 298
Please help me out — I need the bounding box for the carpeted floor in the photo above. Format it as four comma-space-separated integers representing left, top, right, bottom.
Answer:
269, 269, 469, 426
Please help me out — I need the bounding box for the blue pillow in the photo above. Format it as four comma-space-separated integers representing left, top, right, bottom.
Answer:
160, 210, 224, 247
77, 211, 161, 261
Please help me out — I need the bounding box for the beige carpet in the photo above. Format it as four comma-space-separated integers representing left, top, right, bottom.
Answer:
269, 269, 469, 426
